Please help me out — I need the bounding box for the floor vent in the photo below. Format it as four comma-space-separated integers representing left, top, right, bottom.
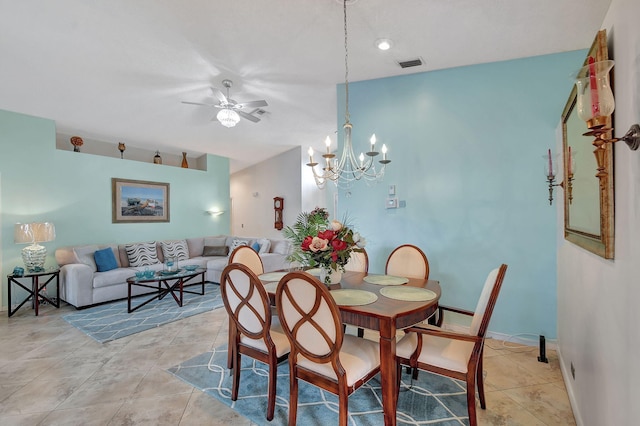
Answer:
398, 58, 423, 68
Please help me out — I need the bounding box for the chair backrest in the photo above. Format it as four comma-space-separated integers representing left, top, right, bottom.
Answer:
229, 245, 264, 275
469, 264, 508, 337
276, 272, 343, 364
344, 249, 369, 272
220, 263, 272, 342
385, 244, 429, 279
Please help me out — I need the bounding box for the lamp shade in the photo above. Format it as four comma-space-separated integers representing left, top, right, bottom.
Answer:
574, 60, 615, 127
14, 222, 55, 244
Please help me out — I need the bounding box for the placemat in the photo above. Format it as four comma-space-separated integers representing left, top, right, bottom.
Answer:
257, 271, 288, 282
306, 268, 322, 276
363, 274, 409, 285
379, 286, 437, 301
330, 289, 378, 306
262, 281, 278, 294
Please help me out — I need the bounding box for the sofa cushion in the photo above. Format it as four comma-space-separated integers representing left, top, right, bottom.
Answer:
230, 238, 250, 252
251, 241, 261, 252
271, 239, 291, 255
93, 268, 138, 289
258, 238, 271, 254
160, 240, 190, 261
125, 241, 159, 267
205, 236, 227, 247
73, 245, 99, 272
94, 247, 118, 272
203, 245, 229, 256
186, 237, 204, 258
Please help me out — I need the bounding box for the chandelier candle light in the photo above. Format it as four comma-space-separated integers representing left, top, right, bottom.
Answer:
307, 0, 391, 189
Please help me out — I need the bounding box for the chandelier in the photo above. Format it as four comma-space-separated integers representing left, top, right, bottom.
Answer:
306, 0, 390, 189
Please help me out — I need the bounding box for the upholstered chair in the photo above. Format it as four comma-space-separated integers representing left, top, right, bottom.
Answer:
229, 245, 264, 275
276, 271, 381, 426
345, 249, 369, 337
395, 264, 508, 426
220, 263, 290, 421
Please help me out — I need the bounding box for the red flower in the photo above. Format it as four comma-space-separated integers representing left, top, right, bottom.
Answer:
331, 251, 339, 262
301, 236, 313, 251
318, 230, 335, 241
331, 239, 348, 252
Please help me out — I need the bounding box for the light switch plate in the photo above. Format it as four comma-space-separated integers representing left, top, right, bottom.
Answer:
386, 197, 398, 209
388, 185, 396, 196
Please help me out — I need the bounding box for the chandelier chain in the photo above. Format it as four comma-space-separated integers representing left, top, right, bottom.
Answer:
343, 0, 350, 123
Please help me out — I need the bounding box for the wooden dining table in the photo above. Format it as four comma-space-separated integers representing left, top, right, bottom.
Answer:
263, 269, 441, 426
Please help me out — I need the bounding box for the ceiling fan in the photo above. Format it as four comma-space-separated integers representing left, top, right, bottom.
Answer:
182, 79, 268, 128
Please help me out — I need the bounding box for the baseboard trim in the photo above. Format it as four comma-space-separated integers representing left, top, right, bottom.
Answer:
556, 344, 583, 426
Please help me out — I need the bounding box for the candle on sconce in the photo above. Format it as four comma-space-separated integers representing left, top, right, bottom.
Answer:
359, 152, 364, 167
568, 146, 572, 175
547, 149, 553, 178
588, 56, 600, 118
381, 144, 388, 161
370, 134, 376, 151
308, 147, 314, 163
324, 136, 331, 154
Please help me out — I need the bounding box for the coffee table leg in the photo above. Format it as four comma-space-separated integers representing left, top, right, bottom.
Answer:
33, 276, 39, 316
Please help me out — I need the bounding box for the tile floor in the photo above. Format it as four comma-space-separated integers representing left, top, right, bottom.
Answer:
0, 300, 575, 425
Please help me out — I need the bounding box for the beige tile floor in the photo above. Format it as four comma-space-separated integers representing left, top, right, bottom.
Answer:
0, 301, 575, 425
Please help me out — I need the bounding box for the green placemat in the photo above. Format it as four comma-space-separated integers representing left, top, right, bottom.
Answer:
363, 274, 409, 285
258, 271, 288, 282
379, 286, 436, 301
330, 289, 378, 306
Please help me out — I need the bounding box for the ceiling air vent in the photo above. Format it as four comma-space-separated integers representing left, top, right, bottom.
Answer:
398, 58, 423, 69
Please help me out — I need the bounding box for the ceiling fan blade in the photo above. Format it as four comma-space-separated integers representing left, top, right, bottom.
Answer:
210, 114, 219, 122
210, 87, 228, 104
236, 100, 268, 109
182, 101, 215, 107
238, 110, 260, 123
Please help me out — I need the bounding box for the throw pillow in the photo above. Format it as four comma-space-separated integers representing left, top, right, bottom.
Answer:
230, 239, 249, 252
94, 247, 118, 272
160, 240, 190, 261
258, 238, 271, 254
251, 241, 261, 252
125, 241, 159, 267
73, 245, 99, 272
203, 245, 229, 256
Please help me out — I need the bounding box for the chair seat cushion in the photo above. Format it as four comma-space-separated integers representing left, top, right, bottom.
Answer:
297, 335, 380, 387
396, 330, 474, 374
240, 318, 291, 358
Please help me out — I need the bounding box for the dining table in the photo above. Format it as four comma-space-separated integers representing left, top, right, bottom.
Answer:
261, 269, 441, 426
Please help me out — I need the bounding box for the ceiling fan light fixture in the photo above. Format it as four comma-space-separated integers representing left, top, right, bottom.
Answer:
217, 108, 240, 128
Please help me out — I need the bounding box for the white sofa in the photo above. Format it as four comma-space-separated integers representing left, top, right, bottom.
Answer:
54, 235, 292, 308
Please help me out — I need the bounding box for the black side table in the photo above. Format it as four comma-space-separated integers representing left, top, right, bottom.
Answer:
8, 268, 60, 317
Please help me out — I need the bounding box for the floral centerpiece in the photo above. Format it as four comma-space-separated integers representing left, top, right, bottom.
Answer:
283, 207, 366, 284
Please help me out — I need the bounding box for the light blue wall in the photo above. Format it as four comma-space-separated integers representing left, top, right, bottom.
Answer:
0, 109, 230, 309
334, 51, 587, 338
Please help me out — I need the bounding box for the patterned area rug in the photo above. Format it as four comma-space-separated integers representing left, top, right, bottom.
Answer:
167, 345, 470, 425
63, 283, 222, 343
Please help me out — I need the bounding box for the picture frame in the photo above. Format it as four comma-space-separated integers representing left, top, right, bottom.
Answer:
111, 178, 170, 223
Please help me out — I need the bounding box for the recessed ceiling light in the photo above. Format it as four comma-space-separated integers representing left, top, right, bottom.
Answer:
376, 39, 393, 51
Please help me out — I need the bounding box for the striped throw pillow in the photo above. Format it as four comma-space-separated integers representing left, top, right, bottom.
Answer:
125, 241, 159, 267
160, 240, 190, 262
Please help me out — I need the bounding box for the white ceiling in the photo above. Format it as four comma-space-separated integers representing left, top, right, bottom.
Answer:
0, 0, 610, 173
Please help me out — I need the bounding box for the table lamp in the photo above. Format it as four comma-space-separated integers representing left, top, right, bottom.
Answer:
14, 222, 56, 272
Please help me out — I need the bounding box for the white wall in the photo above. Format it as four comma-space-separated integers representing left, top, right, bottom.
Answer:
231, 147, 313, 238
557, 0, 640, 424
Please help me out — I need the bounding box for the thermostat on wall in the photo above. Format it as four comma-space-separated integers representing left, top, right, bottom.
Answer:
386, 197, 398, 209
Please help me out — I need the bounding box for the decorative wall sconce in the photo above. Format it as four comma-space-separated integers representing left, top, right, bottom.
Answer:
544, 150, 563, 205
207, 210, 224, 216
574, 59, 640, 181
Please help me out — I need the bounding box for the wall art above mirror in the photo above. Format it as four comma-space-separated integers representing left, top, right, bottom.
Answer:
561, 29, 614, 259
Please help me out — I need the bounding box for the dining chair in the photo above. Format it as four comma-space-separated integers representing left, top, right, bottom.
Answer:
345, 249, 368, 337
395, 264, 508, 426
229, 245, 264, 275
220, 263, 291, 421
276, 271, 381, 426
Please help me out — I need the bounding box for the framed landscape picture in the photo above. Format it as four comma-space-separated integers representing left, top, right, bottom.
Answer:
112, 178, 170, 223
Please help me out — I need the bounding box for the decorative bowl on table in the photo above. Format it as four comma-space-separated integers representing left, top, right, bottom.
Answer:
135, 271, 145, 279
183, 264, 198, 271
144, 270, 155, 279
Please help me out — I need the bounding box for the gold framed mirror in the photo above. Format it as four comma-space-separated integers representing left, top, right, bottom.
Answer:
561, 29, 614, 259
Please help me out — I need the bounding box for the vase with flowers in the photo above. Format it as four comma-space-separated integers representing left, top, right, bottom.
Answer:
283, 207, 366, 285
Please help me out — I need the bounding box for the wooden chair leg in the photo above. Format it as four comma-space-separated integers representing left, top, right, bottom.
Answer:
357, 327, 364, 338
231, 351, 241, 401
338, 388, 349, 426
288, 366, 298, 426
476, 353, 486, 409
227, 325, 235, 370
267, 358, 277, 421
466, 372, 478, 426
411, 366, 419, 380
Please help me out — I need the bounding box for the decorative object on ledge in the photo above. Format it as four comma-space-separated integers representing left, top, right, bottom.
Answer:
118, 142, 126, 159
153, 150, 162, 164
181, 152, 188, 168
274, 197, 284, 230
70, 136, 83, 152
14, 222, 56, 272
111, 178, 170, 223
574, 59, 640, 182
306, 0, 390, 190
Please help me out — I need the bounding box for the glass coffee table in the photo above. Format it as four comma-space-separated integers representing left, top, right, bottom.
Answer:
126, 268, 206, 313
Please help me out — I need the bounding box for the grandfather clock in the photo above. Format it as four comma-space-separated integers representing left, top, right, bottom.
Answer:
273, 197, 284, 230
